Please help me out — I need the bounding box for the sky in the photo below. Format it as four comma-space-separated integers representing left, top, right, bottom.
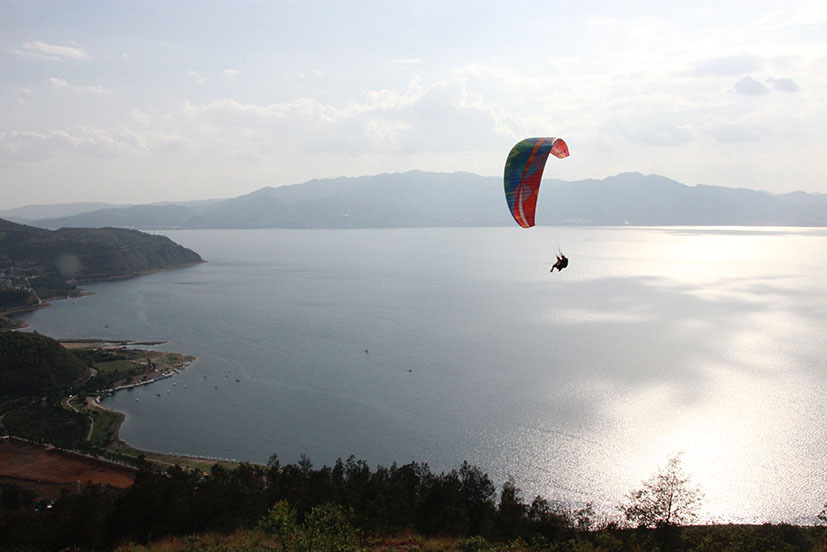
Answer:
2, 1, 826, 209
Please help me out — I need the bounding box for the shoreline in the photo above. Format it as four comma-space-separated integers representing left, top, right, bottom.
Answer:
1, 336, 239, 491
0, 258, 241, 477
0, 260, 204, 329
87, 395, 241, 471
74, 341, 244, 471
0, 290, 94, 329
0, 258, 220, 482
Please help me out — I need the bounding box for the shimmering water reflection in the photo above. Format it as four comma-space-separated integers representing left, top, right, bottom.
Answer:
17, 227, 827, 524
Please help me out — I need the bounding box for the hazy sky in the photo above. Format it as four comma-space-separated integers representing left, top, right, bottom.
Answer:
2, 1, 826, 209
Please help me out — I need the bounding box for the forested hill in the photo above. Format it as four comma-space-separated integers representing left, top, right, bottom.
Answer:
12, 171, 827, 230
0, 331, 88, 396
0, 218, 203, 315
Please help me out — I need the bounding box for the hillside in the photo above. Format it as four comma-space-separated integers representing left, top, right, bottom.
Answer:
0, 218, 203, 315
0, 202, 125, 223
0, 331, 89, 396
17, 171, 827, 230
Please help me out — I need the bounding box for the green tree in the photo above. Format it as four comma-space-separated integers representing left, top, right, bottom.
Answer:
817, 503, 827, 549
260, 501, 358, 552
621, 454, 703, 529
259, 500, 300, 552
303, 502, 357, 552
495, 478, 528, 541
459, 461, 497, 535
574, 502, 596, 532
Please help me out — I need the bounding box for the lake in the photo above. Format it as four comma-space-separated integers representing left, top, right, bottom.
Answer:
17, 226, 827, 524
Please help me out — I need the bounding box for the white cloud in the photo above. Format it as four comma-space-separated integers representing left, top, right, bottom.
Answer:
362, 76, 427, 112
181, 76, 431, 132
362, 119, 412, 148
131, 109, 151, 125
49, 77, 112, 95
767, 77, 801, 92
692, 55, 764, 76
625, 123, 695, 147
0, 127, 185, 162
175, 73, 506, 158
3, 1, 827, 205
17, 41, 90, 61
187, 70, 207, 85
707, 122, 762, 144
182, 97, 338, 127
733, 76, 770, 96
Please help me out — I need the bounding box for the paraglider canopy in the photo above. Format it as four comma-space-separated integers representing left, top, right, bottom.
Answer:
503, 137, 569, 228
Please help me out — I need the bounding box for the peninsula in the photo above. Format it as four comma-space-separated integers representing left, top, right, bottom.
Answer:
0, 329, 232, 501
0, 220, 213, 495
0, 217, 203, 327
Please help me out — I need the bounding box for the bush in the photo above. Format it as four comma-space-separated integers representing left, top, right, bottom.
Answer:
457, 535, 493, 552
259, 500, 300, 552
259, 501, 359, 552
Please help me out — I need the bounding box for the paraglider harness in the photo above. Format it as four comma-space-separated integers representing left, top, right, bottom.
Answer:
550, 249, 568, 272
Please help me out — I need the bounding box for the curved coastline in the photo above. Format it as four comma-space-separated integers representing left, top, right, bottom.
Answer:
79, 343, 243, 470
0, 338, 230, 497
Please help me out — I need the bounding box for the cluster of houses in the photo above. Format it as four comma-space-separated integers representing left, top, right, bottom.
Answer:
0, 261, 49, 305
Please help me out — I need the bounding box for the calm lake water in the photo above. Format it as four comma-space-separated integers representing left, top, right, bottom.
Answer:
17, 226, 827, 524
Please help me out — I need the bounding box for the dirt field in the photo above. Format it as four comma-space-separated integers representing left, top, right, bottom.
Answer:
0, 437, 136, 500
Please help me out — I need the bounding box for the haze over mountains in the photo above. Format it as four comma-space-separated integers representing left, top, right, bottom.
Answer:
4, 172, 827, 229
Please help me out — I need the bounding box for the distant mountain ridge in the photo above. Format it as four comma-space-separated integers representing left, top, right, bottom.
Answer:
9, 171, 827, 229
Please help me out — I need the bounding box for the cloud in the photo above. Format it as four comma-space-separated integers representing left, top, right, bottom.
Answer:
187, 70, 207, 85
131, 109, 151, 125
361, 119, 412, 148
625, 123, 694, 147
49, 77, 112, 95
692, 55, 763, 76
182, 76, 429, 129
223, 69, 241, 77
730, 75, 800, 96
172, 72, 510, 162
766, 77, 801, 92
707, 122, 762, 144
0, 127, 185, 162
182, 97, 340, 128
17, 41, 90, 61
362, 76, 426, 111
733, 76, 769, 96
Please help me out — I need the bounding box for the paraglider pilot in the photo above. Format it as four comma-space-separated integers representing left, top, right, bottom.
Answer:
550, 253, 568, 272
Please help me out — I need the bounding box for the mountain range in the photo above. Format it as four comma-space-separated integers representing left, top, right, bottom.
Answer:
4, 171, 827, 229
